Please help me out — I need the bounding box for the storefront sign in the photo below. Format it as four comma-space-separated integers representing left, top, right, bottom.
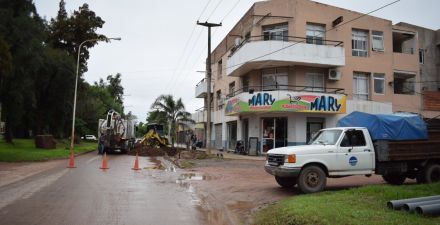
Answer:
225, 91, 346, 115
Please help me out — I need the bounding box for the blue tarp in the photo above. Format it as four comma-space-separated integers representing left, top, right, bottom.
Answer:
336, 111, 428, 141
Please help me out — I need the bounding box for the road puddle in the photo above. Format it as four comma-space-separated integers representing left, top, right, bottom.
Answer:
176, 173, 211, 181
165, 165, 176, 172
143, 157, 165, 170
175, 173, 208, 206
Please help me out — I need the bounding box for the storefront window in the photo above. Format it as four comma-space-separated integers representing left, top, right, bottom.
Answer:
307, 117, 324, 143
262, 118, 274, 152
262, 117, 287, 152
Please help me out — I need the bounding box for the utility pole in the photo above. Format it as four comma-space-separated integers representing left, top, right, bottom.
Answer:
197, 21, 221, 154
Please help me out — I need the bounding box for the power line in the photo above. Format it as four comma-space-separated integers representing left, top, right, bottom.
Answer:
169, 0, 244, 94
169, 0, 227, 93
168, 29, 206, 93
198, 0, 213, 21
164, 0, 214, 94
206, 0, 224, 21
221, 0, 242, 23
226, 0, 401, 71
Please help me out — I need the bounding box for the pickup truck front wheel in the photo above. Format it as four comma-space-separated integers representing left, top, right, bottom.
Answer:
275, 176, 297, 188
298, 165, 326, 193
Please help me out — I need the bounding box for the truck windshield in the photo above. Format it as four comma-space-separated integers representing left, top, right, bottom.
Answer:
309, 130, 342, 145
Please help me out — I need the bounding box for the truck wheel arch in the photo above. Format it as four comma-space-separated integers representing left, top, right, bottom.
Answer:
301, 162, 329, 176
298, 164, 327, 193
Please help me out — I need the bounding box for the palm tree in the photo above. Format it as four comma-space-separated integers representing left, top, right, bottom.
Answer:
151, 95, 194, 147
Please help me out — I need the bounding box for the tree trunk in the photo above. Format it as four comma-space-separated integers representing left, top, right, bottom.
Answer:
4, 120, 13, 143
34, 109, 44, 135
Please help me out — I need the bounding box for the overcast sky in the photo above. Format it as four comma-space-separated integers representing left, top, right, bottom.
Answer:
33, 0, 440, 122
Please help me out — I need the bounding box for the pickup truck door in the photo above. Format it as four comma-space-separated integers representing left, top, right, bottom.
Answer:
336, 129, 374, 174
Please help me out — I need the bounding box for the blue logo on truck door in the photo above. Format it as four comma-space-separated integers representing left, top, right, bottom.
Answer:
349, 156, 358, 166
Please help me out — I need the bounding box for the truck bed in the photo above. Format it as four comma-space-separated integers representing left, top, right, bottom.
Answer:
375, 140, 440, 161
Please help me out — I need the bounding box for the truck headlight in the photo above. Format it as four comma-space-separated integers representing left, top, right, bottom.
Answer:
287, 154, 296, 163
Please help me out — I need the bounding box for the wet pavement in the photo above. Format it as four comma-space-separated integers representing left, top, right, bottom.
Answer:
0, 152, 201, 225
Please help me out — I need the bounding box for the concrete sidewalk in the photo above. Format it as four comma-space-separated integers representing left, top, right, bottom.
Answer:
199, 148, 265, 161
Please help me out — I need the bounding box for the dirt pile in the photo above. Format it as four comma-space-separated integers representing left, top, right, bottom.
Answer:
128, 145, 183, 157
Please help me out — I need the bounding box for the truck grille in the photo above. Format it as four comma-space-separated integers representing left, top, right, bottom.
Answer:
268, 154, 285, 166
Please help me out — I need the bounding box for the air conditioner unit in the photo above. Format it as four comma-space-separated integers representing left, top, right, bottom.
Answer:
328, 68, 341, 80
234, 37, 242, 47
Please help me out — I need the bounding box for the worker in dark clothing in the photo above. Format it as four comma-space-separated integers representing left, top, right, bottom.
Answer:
98, 134, 105, 155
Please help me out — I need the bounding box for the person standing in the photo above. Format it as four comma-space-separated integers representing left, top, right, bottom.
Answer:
98, 134, 105, 155
185, 131, 191, 150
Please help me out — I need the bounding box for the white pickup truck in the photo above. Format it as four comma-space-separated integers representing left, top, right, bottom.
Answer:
265, 127, 440, 193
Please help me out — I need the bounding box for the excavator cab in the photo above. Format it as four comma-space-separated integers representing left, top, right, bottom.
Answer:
141, 123, 169, 148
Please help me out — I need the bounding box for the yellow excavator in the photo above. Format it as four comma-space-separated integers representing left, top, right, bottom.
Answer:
140, 123, 169, 148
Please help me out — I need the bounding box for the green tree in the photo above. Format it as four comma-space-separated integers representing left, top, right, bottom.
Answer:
0, 0, 114, 143
106, 73, 124, 106
76, 81, 124, 137
33, 47, 75, 137
0, 0, 46, 142
48, 0, 106, 75
151, 95, 194, 147
0, 37, 12, 87
46, 0, 113, 138
146, 110, 168, 126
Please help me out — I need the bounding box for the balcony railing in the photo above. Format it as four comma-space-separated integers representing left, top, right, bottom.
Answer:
195, 78, 214, 98
230, 35, 344, 56
226, 85, 345, 98
195, 78, 207, 87
227, 35, 345, 76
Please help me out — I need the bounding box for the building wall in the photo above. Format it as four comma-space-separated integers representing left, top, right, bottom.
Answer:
396, 22, 440, 91
212, 0, 420, 112
198, 0, 436, 150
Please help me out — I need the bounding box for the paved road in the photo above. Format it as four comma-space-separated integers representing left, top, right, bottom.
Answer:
0, 152, 201, 225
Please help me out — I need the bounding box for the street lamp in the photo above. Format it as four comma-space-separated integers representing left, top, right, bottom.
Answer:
68, 37, 121, 168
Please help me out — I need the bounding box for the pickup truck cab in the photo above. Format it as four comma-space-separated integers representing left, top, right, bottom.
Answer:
265, 127, 379, 193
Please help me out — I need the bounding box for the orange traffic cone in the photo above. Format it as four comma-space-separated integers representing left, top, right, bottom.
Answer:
132, 153, 141, 170
67, 152, 76, 168
100, 152, 109, 169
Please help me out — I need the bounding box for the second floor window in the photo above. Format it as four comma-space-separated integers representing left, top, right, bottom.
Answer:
352, 29, 368, 57
419, 49, 425, 64
394, 73, 415, 95
216, 90, 223, 110
306, 72, 324, 92
242, 76, 250, 92
262, 68, 288, 91
217, 59, 223, 79
229, 82, 235, 97
306, 23, 325, 45
373, 73, 385, 94
353, 72, 370, 100
372, 31, 384, 51
263, 23, 288, 41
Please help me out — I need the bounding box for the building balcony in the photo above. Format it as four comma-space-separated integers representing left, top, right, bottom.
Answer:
224, 85, 346, 115
226, 36, 345, 77
192, 107, 207, 123
393, 52, 418, 72
195, 78, 213, 98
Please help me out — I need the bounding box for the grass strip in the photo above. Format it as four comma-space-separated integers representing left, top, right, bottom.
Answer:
0, 139, 97, 162
254, 182, 440, 225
